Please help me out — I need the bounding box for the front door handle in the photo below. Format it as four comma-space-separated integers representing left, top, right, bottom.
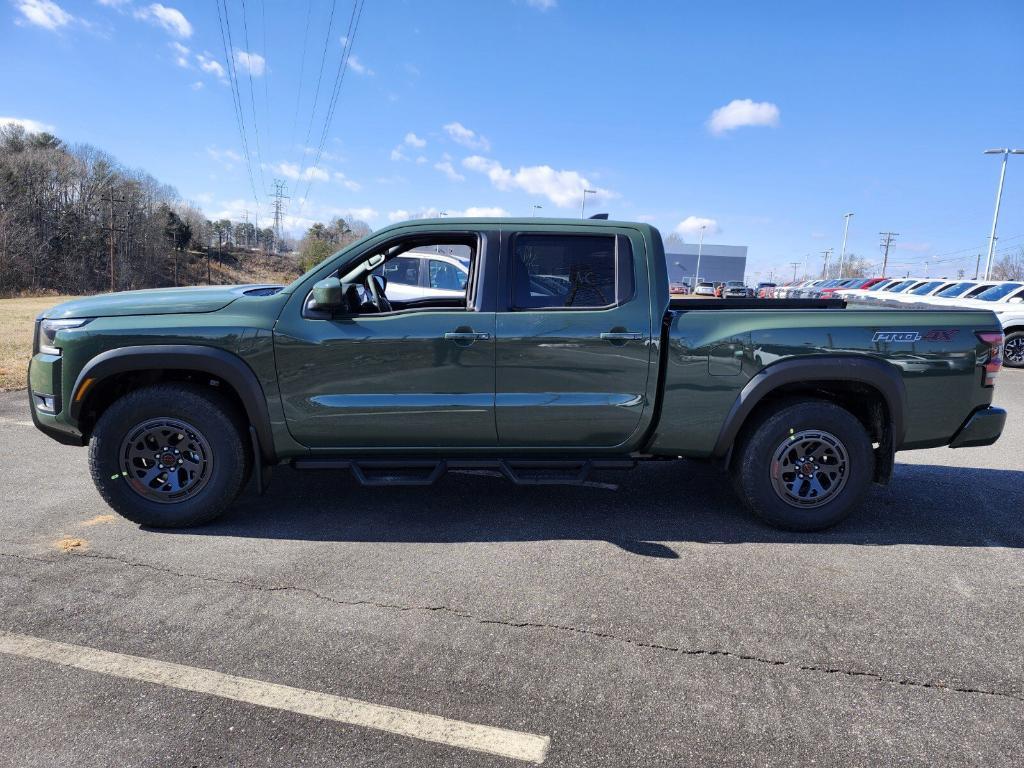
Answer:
444, 331, 490, 341
600, 331, 645, 341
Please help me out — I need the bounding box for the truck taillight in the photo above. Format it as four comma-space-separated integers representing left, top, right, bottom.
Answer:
976, 331, 1003, 386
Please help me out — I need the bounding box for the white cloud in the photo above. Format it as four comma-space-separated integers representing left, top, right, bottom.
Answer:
196, 53, 227, 82
434, 159, 465, 182
345, 207, 378, 221
276, 162, 328, 182
388, 206, 510, 223
332, 171, 361, 192
675, 216, 720, 237
389, 147, 407, 162
191, 80, 204, 91
0, 116, 56, 133
206, 146, 242, 169
462, 155, 614, 209
443, 122, 490, 152
404, 132, 426, 148
234, 50, 266, 77
348, 54, 373, 76
707, 99, 780, 135
14, 0, 73, 30
526, 0, 557, 9
170, 41, 190, 67
134, 3, 192, 38
415, 156, 427, 165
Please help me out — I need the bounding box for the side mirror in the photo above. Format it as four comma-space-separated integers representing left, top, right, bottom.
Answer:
311, 277, 343, 309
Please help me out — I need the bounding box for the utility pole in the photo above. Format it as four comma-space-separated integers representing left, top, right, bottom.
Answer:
821, 248, 833, 279
695, 224, 706, 285
101, 189, 126, 293
790, 261, 801, 281
983, 148, 1024, 280
974, 252, 982, 279
838, 212, 854, 278
270, 179, 289, 252
879, 232, 898, 276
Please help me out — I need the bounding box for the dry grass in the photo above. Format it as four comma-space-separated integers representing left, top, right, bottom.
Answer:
0, 251, 302, 391
0, 295, 77, 391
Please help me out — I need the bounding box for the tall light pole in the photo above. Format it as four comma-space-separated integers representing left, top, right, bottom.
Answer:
532, 204, 543, 217
694, 224, 706, 285
838, 212, 854, 278
580, 189, 597, 219
983, 148, 1024, 280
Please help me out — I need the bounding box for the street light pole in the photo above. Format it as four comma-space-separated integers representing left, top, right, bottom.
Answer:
838, 212, 854, 278
580, 189, 596, 219
532, 204, 542, 217
983, 149, 1024, 280
694, 224, 706, 285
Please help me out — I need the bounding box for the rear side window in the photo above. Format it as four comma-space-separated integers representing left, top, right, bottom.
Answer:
510, 234, 632, 309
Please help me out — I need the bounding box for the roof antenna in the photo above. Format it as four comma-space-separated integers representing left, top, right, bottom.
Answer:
589, 213, 609, 220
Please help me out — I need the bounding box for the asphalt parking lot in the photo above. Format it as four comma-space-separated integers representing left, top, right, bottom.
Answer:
0, 373, 1022, 767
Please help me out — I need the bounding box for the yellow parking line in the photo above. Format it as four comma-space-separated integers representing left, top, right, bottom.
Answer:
0, 630, 550, 764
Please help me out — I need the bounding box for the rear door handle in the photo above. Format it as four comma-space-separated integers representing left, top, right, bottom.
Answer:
600, 331, 645, 341
444, 331, 490, 341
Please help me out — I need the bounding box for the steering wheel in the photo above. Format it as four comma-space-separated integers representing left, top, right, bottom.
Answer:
367, 274, 393, 313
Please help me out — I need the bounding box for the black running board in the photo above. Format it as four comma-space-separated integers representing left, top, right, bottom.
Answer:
290, 457, 636, 487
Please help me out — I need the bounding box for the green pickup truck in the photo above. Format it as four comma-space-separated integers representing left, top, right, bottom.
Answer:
28, 218, 1007, 531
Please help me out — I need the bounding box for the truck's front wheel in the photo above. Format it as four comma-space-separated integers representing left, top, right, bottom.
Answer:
731, 399, 874, 531
88, 384, 250, 527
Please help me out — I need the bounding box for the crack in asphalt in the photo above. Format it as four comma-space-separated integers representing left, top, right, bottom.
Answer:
2, 548, 1021, 705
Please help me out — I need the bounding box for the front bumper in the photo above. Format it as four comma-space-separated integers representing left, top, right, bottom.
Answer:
949, 406, 1006, 449
27, 353, 85, 446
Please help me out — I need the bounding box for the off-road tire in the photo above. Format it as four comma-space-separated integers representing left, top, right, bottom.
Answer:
731, 398, 874, 531
88, 383, 249, 527
1003, 331, 1024, 369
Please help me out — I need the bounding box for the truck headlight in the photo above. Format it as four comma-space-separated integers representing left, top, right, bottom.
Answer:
38, 318, 90, 356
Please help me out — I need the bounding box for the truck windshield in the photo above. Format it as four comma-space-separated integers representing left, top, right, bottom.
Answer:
974, 282, 1024, 301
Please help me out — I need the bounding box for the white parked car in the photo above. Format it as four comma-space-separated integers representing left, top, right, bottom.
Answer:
378, 250, 469, 302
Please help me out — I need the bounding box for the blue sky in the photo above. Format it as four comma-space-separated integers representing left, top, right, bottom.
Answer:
3, 0, 1023, 280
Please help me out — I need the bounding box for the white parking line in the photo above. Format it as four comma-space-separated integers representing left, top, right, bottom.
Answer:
0, 630, 550, 764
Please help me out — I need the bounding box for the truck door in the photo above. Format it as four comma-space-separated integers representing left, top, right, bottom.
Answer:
273, 231, 498, 449
494, 229, 654, 448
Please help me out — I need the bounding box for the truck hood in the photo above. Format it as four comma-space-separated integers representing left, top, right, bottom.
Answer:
41, 284, 283, 319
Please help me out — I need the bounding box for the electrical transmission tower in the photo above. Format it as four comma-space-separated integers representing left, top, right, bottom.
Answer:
271, 179, 290, 252
879, 232, 899, 276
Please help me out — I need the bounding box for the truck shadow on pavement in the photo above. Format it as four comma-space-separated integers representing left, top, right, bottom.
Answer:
158, 459, 1024, 557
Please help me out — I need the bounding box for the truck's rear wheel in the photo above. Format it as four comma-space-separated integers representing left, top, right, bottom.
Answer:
731, 399, 874, 531
88, 384, 249, 527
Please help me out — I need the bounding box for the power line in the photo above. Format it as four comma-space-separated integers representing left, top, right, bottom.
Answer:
237, 0, 267, 195
290, 1, 314, 162
215, 0, 260, 206
297, 0, 340, 180
301, 0, 366, 211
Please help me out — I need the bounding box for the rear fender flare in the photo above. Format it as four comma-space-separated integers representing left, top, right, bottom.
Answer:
70, 345, 276, 462
712, 356, 907, 457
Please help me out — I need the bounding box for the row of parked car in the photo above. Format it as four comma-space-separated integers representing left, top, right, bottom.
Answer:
765, 276, 1024, 367
670, 280, 758, 297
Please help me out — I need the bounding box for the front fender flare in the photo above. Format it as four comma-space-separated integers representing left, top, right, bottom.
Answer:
70, 344, 276, 463
712, 356, 907, 457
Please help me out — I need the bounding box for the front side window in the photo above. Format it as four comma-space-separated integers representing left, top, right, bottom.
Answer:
510, 234, 627, 309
